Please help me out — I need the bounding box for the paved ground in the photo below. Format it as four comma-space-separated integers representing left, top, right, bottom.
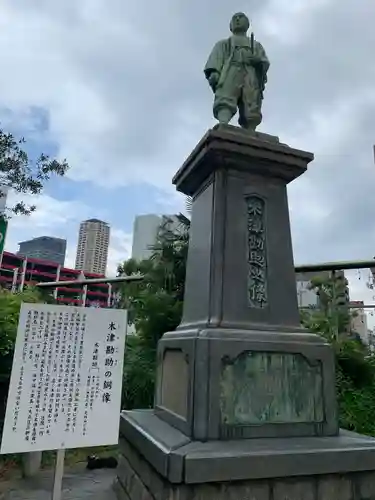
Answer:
0, 464, 117, 500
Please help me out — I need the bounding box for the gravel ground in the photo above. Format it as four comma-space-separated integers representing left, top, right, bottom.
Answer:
0, 464, 117, 500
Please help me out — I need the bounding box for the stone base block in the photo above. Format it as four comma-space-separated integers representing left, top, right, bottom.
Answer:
115, 458, 375, 500
114, 411, 375, 499
155, 328, 338, 440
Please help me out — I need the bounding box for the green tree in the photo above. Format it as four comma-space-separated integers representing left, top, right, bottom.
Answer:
0, 287, 44, 357
0, 287, 48, 426
0, 128, 69, 216
118, 214, 190, 409
300, 272, 351, 342
301, 274, 375, 435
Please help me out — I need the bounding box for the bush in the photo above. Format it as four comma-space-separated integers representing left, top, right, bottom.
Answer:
118, 217, 188, 410
337, 362, 375, 435
302, 300, 375, 436
122, 335, 156, 410
121, 291, 183, 410
0, 287, 47, 436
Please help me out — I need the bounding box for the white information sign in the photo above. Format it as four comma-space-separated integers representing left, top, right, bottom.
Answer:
0, 303, 127, 454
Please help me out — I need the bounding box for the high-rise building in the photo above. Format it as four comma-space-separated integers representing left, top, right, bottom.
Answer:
350, 300, 369, 344
75, 219, 110, 275
295, 270, 349, 310
295, 270, 332, 309
131, 214, 181, 261
18, 236, 67, 266
295, 275, 319, 308
131, 215, 162, 261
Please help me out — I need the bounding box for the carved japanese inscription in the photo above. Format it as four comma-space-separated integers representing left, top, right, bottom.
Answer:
246, 196, 268, 308
220, 351, 324, 428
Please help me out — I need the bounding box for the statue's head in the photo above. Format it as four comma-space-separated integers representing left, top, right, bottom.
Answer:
230, 12, 250, 35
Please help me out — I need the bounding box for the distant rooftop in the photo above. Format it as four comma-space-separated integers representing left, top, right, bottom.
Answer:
18, 236, 67, 245
83, 218, 109, 225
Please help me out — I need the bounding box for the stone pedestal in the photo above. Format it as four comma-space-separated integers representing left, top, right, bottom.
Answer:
115, 125, 375, 500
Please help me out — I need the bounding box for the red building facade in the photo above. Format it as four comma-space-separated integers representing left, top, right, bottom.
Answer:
0, 251, 111, 307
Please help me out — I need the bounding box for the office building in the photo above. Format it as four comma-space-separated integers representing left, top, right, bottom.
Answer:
295, 270, 349, 310
296, 280, 319, 308
75, 219, 110, 275
295, 271, 332, 309
18, 236, 67, 266
131, 215, 161, 261
0, 251, 111, 307
350, 300, 369, 344
131, 214, 181, 261
368, 329, 375, 352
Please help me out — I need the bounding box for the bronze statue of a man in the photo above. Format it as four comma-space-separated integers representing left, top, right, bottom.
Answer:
204, 13, 269, 131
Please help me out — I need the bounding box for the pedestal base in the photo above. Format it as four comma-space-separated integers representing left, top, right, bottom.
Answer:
115, 411, 375, 500
155, 328, 338, 441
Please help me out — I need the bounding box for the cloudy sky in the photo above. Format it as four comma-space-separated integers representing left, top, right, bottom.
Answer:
1, 0, 375, 312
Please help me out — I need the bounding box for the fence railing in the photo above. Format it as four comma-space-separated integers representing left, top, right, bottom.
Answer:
295, 259, 375, 273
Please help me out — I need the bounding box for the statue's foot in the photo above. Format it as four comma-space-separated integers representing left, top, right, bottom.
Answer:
238, 113, 261, 132
217, 108, 233, 124
243, 124, 256, 132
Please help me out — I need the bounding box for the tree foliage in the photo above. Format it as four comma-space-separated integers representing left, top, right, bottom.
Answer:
0, 287, 49, 429
301, 274, 375, 435
300, 273, 352, 342
0, 129, 69, 216
118, 214, 189, 409
0, 287, 45, 357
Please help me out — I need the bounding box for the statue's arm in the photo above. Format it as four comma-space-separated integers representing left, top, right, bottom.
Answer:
256, 42, 270, 75
204, 40, 227, 92
204, 41, 225, 79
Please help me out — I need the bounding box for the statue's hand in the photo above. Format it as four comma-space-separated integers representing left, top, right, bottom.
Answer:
249, 54, 263, 66
208, 72, 220, 91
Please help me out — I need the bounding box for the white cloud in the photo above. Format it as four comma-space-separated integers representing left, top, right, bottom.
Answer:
1, 0, 375, 311
258, 0, 333, 44
281, 88, 375, 155
9, 193, 92, 230
1, 0, 374, 194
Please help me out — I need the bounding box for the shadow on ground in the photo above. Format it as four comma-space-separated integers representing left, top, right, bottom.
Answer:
0, 464, 117, 500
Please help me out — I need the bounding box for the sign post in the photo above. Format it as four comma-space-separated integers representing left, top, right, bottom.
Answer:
0, 303, 128, 500
52, 449, 65, 500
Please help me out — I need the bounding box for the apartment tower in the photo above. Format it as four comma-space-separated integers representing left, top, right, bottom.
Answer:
75, 219, 110, 275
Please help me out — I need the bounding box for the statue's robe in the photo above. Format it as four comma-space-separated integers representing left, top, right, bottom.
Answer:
204, 36, 269, 128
